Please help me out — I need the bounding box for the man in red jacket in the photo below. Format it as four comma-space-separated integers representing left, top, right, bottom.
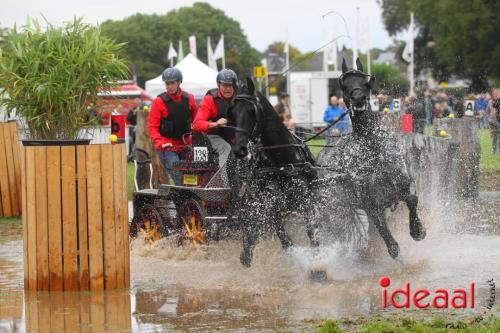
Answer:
192, 69, 238, 181
147, 67, 197, 185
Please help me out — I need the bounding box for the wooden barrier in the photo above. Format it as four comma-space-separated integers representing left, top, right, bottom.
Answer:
0, 121, 22, 217
21, 144, 129, 291
135, 110, 168, 188
24, 290, 131, 332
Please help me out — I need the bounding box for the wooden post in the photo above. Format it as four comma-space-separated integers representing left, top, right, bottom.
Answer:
135, 110, 168, 188
448, 117, 480, 198
22, 143, 130, 291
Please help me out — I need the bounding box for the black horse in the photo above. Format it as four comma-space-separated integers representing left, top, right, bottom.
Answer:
229, 78, 319, 267
317, 58, 426, 259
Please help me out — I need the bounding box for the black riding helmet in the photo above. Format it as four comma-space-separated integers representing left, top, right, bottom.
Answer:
216, 69, 238, 85
162, 67, 183, 83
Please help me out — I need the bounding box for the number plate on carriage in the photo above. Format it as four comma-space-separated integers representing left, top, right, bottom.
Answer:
183, 174, 198, 186
194, 147, 208, 162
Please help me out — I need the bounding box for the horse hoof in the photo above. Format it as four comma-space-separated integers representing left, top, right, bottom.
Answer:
388, 243, 400, 259
410, 219, 426, 241
309, 270, 328, 283
240, 251, 252, 268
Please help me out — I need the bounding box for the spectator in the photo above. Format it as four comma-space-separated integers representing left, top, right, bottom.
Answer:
323, 95, 351, 140
126, 106, 138, 161
274, 92, 295, 130
488, 89, 500, 154
475, 93, 489, 128
406, 96, 426, 134
424, 90, 434, 124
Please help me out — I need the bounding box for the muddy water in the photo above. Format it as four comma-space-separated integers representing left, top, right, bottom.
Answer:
0, 193, 499, 332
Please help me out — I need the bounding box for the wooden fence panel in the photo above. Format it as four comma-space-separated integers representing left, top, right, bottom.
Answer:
47, 146, 63, 291
0, 124, 12, 216
86, 145, 105, 291
35, 147, 49, 290
0, 122, 22, 217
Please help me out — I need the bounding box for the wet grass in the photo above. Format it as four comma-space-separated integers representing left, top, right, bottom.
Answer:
0, 217, 22, 244
307, 138, 327, 159
479, 129, 500, 173
127, 161, 134, 200
316, 316, 500, 333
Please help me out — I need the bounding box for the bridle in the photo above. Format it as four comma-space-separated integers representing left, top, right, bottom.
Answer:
339, 70, 373, 114
230, 93, 265, 143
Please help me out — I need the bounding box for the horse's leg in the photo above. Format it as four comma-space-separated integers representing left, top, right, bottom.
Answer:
305, 216, 320, 248
405, 193, 426, 241
273, 213, 293, 250
368, 209, 400, 259
240, 219, 259, 267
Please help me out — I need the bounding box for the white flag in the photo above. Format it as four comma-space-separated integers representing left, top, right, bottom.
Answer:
213, 34, 224, 60
284, 40, 289, 54
189, 35, 197, 58
401, 41, 411, 63
401, 15, 415, 64
207, 36, 218, 71
167, 42, 177, 60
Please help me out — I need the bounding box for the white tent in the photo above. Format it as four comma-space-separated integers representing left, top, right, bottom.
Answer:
145, 54, 218, 101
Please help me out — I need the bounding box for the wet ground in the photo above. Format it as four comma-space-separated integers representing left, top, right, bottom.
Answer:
0, 181, 499, 332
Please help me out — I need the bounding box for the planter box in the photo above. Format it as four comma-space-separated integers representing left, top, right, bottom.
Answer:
21, 143, 129, 291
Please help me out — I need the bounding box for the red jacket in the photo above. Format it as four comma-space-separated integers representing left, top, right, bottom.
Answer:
147, 89, 197, 152
192, 89, 230, 132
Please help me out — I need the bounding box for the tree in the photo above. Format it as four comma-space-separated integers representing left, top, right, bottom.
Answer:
378, 0, 500, 91
101, 2, 261, 87
371, 63, 409, 96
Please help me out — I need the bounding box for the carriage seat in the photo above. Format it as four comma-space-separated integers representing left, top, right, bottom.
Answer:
172, 132, 219, 187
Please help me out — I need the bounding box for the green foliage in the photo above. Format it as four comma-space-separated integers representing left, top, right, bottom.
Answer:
371, 63, 410, 96
100, 2, 261, 86
378, 0, 500, 91
263, 41, 301, 64
0, 18, 128, 139
316, 320, 343, 333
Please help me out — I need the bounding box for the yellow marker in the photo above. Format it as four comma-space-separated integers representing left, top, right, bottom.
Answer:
439, 130, 447, 137
109, 134, 118, 144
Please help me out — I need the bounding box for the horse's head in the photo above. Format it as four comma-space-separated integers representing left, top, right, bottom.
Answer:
340, 58, 375, 114
229, 77, 263, 159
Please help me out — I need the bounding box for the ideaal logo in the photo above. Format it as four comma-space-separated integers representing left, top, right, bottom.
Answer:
378, 276, 495, 310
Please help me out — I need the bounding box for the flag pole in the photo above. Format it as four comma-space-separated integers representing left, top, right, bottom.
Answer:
353, 6, 359, 67
285, 28, 290, 96
409, 12, 415, 96
221, 34, 226, 69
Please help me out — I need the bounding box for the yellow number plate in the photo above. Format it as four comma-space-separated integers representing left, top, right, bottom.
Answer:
183, 174, 198, 186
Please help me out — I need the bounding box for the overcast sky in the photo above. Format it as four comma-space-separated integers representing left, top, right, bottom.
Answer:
0, 0, 395, 53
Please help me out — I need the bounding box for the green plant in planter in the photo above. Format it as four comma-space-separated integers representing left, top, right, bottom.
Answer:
0, 18, 128, 140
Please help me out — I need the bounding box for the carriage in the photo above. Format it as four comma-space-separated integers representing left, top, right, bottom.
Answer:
130, 132, 239, 246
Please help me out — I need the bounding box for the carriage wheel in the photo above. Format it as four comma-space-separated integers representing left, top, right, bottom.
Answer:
130, 204, 167, 243
177, 199, 206, 246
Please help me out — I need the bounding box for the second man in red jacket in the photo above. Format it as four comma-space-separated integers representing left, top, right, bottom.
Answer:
192, 69, 238, 184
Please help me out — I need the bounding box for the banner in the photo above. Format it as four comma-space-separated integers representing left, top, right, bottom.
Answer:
188, 35, 197, 58
207, 36, 218, 71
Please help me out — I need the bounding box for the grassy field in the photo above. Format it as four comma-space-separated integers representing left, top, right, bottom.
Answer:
316, 316, 500, 333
